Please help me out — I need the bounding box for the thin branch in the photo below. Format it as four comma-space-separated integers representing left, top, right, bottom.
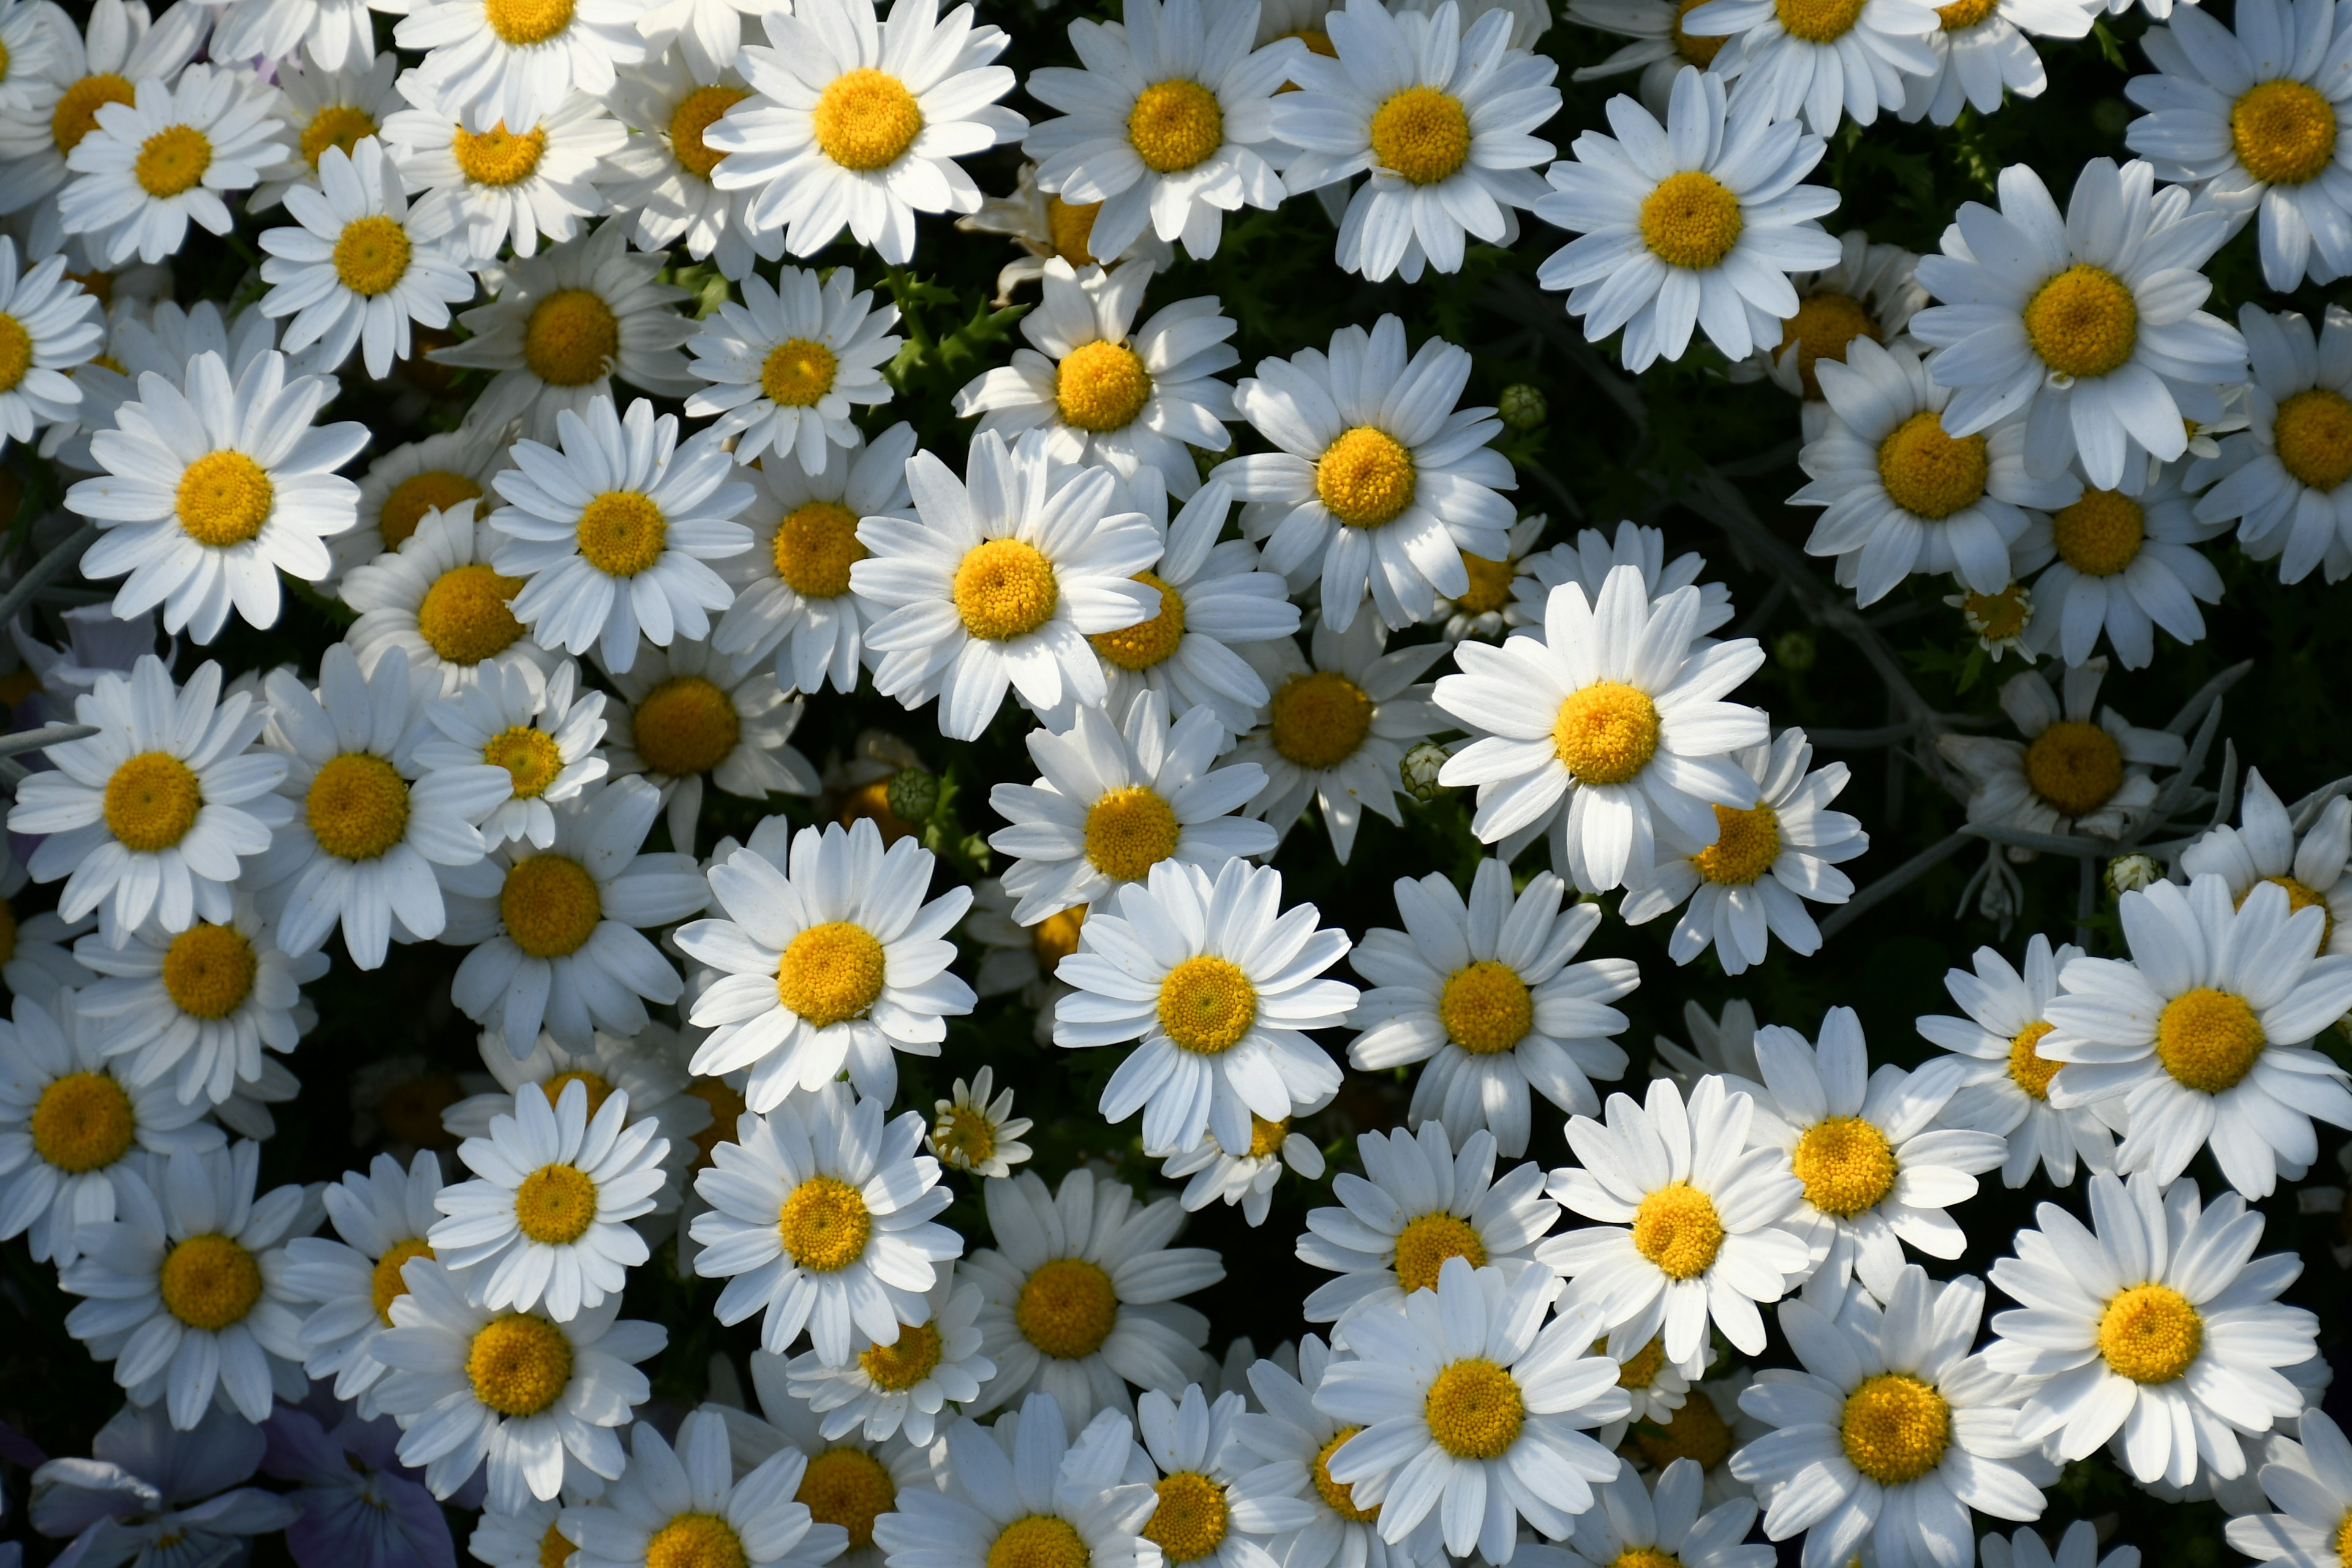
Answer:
0, 522, 99, 636
1819, 829, 1976, 939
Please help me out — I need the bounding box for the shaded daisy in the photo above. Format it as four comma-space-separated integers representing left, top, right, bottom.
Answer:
785, 1263, 997, 1445
2018, 464, 2227, 669
1131, 1381, 1318, 1568
562, 1408, 847, 1568
333, 423, 511, 583
1509, 521, 1736, 643
1551, 1459, 1771, 1568
251, 56, 405, 211
1901, 0, 2094, 127
1934, 659, 2185, 842
59, 65, 292, 266
603, 40, 780, 283
684, 265, 902, 474
956, 160, 1175, 305
24, 1403, 298, 1568
277, 1150, 448, 1419
1158, 1114, 1328, 1227
341, 505, 562, 698
602, 638, 818, 856
1736, 229, 1926, 420
2190, 301, 2352, 585
0, 235, 102, 456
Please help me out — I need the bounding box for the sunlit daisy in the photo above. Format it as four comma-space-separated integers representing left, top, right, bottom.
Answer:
1561, 0, 1738, 118
2179, 766, 2352, 957
1158, 1113, 1327, 1226
1681, 0, 1937, 135
0, 235, 102, 456
417, 659, 611, 851
59, 66, 292, 266
1427, 514, 1548, 643
333, 423, 511, 583
2190, 302, 2352, 585
2225, 1408, 2352, 1568
277, 1150, 448, 1418
603, 638, 818, 855
1509, 520, 1736, 643
382, 77, 628, 265
685, 266, 901, 474
1131, 1382, 1319, 1568
2018, 465, 2227, 668
1901, 0, 2091, 126
603, 42, 780, 283
928, 1066, 1035, 1179
1736, 230, 1927, 426
564, 1408, 848, 1568
394, 0, 645, 135
0, 0, 209, 233
341, 504, 564, 698
251, 55, 407, 211
786, 1263, 995, 1444
1934, 659, 2185, 842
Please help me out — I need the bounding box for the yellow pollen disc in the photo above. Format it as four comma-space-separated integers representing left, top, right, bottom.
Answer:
453, 121, 548, 186
1792, 1115, 1898, 1218
301, 104, 377, 168
668, 85, 748, 179
178, 450, 275, 547
2244, 874, 2335, 947
0, 315, 29, 394
1127, 78, 1225, 174
370, 1237, 435, 1324
777, 921, 888, 1027
1145, 1474, 1228, 1565
2024, 265, 2138, 380
1311, 1428, 1380, 1521
1610, 1335, 1669, 1389
104, 752, 202, 853
540, 1069, 614, 1118
631, 676, 739, 777
1393, 1210, 1488, 1294
2097, 1282, 2203, 1383
1271, 669, 1373, 769
382, 471, 486, 548
485, 726, 565, 797
380, 1074, 461, 1147
779, 1175, 871, 1272
954, 538, 1060, 639
484, 0, 574, 45
1424, 1359, 1525, 1460
1156, 954, 1257, 1054
134, 124, 211, 198
1935, 0, 1996, 25
1368, 85, 1471, 185
52, 74, 134, 155
799, 1450, 897, 1551
573, 491, 666, 578
307, 753, 411, 862
687, 1078, 746, 1169
30, 1071, 135, 1174
1613, 1551, 1683, 1568
541, 1520, 574, 1568
514, 1163, 598, 1245
1631, 1182, 1724, 1280
1439, 960, 1533, 1056
773, 499, 865, 598
524, 288, 620, 388
1248, 1114, 1287, 1158
988, 1517, 1091, 1568
762, 337, 839, 407
1672, 0, 1730, 64
418, 563, 527, 664
1055, 339, 1153, 432
1625, 1391, 1732, 1469
1091, 573, 1186, 669
2052, 489, 2144, 577
1082, 785, 1180, 881
1045, 197, 1100, 265
841, 778, 921, 843
1553, 679, 1662, 786
1774, 0, 1866, 40
334, 215, 411, 297
1017, 1257, 1118, 1358
2023, 719, 2124, 818
2273, 386, 2352, 491
813, 69, 924, 172
2233, 78, 2339, 184
1316, 426, 1416, 528
646, 1515, 747, 1568
1875, 410, 1989, 520
1033, 904, 1088, 966
2336, 1511, 2352, 1568
1839, 1373, 1951, 1484
1453, 551, 1515, 615
1693, 801, 1781, 886
935, 1104, 998, 1166
500, 854, 604, 957
161, 923, 257, 1020
2008, 1020, 2062, 1099
859, 1317, 943, 1390
1777, 292, 1880, 400
2155, 986, 2266, 1093
160, 1233, 263, 1331
1639, 170, 1743, 270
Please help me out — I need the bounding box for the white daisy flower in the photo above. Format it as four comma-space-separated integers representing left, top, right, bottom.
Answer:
785, 1264, 997, 1445
1735, 229, 1927, 420
1562, 0, 1736, 121
0, 0, 62, 121
1295, 1118, 1558, 1325
929, 1066, 1035, 1179
250, 52, 405, 209
1984, 1525, 2140, 1568
2018, 464, 2227, 669
1985, 1169, 2318, 1487
2, 908, 99, 1007
1229, 1335, 1447, 1568
2180, 767, 2352, 956
1533, 67, 1842, 373
341, 505, 564, 698
1157, 1113, 1327, 1227
1553, 1459, 1770, 1568
334, 422, 511, 582
1131, 1382, 1319, 1568
2190, 301, 2352, 585
1901, 0, 2092, 126
851, 428, 1164, 741
1051, 854, 1354, 1158
67, 348, 366, 643
0, 235, 102, 456
1651, 999, 1762, 1090
1507, 520, 1736, 644
1346, 856, 1638, 1158
1618, 729, 1868, 977
210, 0, 379, 77
1681, 0, 1937, 135
1537, 1073, 1812, 1374
1216, 314, 1513, 632
954, 258, 1237, 499
725, 1344, 933, 1562
566, 1406, 847, 1568
472, 1495, 582, 1568
488, 394, 754, 673
374, 1256, 665, 1507
1429, 514, 1549, 644
0, 992, 222, 1268
679, 813, 973, 1109
9, 655, 289, 946
382, 76, 628, 266
1933, 658, 2186, 842
393, 0, 645, 135
1435, 565, 1770, 895
962, 1167, 1223, 1421
441, 1021, 712, 1199
60, 1140, 310, 1428
2226, 1408, 2352, 1568
277, 1149, 448, 1419
702, 0, 1025, 266
603, 40, 780, 284
685, 266, 901, 475
0, 0, 209, 233
603, 638, 820, 856
58, 65, 290, 266
441, 776, 708, 1054
417, 658, 611, 851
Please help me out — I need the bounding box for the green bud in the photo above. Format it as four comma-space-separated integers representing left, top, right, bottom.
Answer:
1498, 384, 1548, 431
885, 767, 939, 823
1773, 629, 1817, 672
1400, 741, 1450, 802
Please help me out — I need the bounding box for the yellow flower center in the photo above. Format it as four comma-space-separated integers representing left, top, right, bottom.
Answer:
160, 1233, 263, 1330
467, 1314, 573, 1415
1055, 339, 1153, 432
1316, 426, 1416, 528
161, 922, 257, 1019
630, 676, 739, 777
524, 288, 620, 388
2052, 489, 2144, 576
134, 124, 211, 198
1777, 292, 1880, 400
2232, 78, 2339, 185
308, 753, 411, 862
1311, 1428, 1380, 1521
1453, 551, 1515, 615
300, 104, 378, 168
1438, 960, 1532, 1056
1091, 573, 1186, 669
381, 471, 486, 549
540, 1069, 614, 1118
1393, 1211, 1488, 1294
2097, 1282, 2203, 1383
1553, 679, 1661, 786
575, 490, 666, 576
1424, 1359, 1524, 1460
2008, 1020, 2062, 1099
1875, 410, 1989, 521
178, 450, 275, 547
1015, 1256, 1118, 1359
1145, 1474, 1228, 1565
1639, 171, 1743, 270
1613, 1552, 1682, 1568
1032, 904, 1088, 966
1082, 785, 1180, 881
1046, 197, 1100, 265
1792, 1115, 1898, 1218
1672, 0, 1730, 64
453, 121, 548, 186
1630, 1181, 1724, 1279
687, 1078, 745, 1169
1127, 78, 1224, 174
2022, 719, 2124, 818
859, 1317, 943, 1390
51, 74, 135, 156
1935, 0, 1997, 26
799, 1450, 897, 1551
1248, 1114, 1287, 1157
761, 337, 838, 407
773, 499, 866, 598
1839, 1373, 1951, 1484
777, 921, 888, 1027
1611, 1335, 1670, 1388
2024, 265, 2138, 380
2245, 874, 2335, 946
333, 214, 411, 297
953, 538, 1060, 640
1774, 0, 1866, 40
0, 315, 29, 394
105, 752, 202, 853
1270, 670, 1372, 770
1368, 86, 1471, 185
500, 854, 603, 957
646, 1515, 746, 1568
369, 1237, 434, 1324
935, 1104, 999, 1167
2334, 1510, 2352, 1568
1625, 1390, 1732, 1469
514, 1163, 598, 1245
30, 1071, 135, 1173
988, 1517, 1090, 1568
2154, 986, 2265, 1094
1694, 801, 1781, 886
813, 69, 924, 171
2273, 386, 2352, 491
485, 726, 565, 797
669, 85, 748, 179
1156, 954, 1257, 1053
779, 1174, 871, 1272
484, 0, 573, 44
418, 563, 527, 665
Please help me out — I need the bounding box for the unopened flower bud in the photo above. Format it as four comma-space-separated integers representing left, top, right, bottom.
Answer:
2106, 853, 2162, 899
1773, 629, 1817, 672
886, 766, 939, 823
1498, 384, 1547, 431
1401, 741, 1449, 802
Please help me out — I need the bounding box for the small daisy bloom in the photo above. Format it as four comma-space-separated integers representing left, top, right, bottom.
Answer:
1901, 0, 2094, 126
2191, 302, 2352, 585
9, 656, 290, 946
603, 638, 819, 856
1509, 520, 1736, 643
679, 814, 975, 1110
2039, 872, 2352, 1199
61, 1140, 311, 1428
723, 1346, 937, 1561
1934, 658, 2186, 842
1618, 728, 1868, 977
564, 1408, 848, 1568
1346, 856, 1638, 1158
2180, 767, 2352, 957
334, 423, 511, 582
251, 55, 406, 209
1561, 0, 1738, 119
277, 1150, 448, 1419
963, 1166, 1223, 1421
785, 1264, 996, 1444
959, 161, 1179, 306
416, 659, 611, 851
488, 395, 755, 673
59, 66, 292, 267
1738, 228, 1927, 418
954, 258, 1237, 499
1432, 514, 1548, 643
929, 1065, 1034, 1179
1050, 855, 1354, 1159
1680, 0, 1937, 135
1130, 1382, 1319, 1568
2226, 1408, 2352, 1568
1434, 565, 1770, 895
2019, 465, 2227, 669
380, 77, 628, 266
1534, 67, 1842, 373
341, 505, 563, 698
1158, 1114, 1328, 1227
684, 265, 902, 474
0, 0, 208, 226
1537, 1073, 1812, 1374
0, 235, 102, 456
603, 45, 781, 283
1985, 1169, 2318, 1488
1216, 314, 1513, 632
1229, 1335, 1447, 1568
1909, 157, 2248, 491
703, 0, 1027, 265
1554, 1460, 1771, 1568
851, 428, 1164, 741
392, 0, 646, 135
441, 1020, 712, 1174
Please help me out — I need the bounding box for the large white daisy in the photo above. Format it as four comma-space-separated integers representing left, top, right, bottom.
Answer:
1680, 0, 1937, 135
685, 265, 902, 474
277, 1149, 448, 1419
392, 0, 646, 135
58, 66, 291, 266
340, 504, 562, 698
2190, 301, 2352, 584
380, 75, 628, 265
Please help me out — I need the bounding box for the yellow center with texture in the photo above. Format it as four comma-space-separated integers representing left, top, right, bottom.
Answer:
31, 1071, 135, 1173
1613, 1551, 1683, 1568
1776, 0, 1866, 40
1145, 1473, 1229, 1564
1393, 1211, 1487, 1292
485, 0, 575, 43
1640, 172, 1743, 270
1369, 86, 1471, 184
2232, 78, 2339, 184
2097, 1283, 2202, 1383
1092, 573, 1186, 669
2274, 388, 2352, 491
1270, 670, 1372, 769
1876, 410, 1988, 520
540, 1523, 572, 1568
1936, 0, 1997, 28
382, 471, 486, 548
774, 500, 866, 597
2052, 489, 2144, 576
162, 923, 257, 1019
1613, 1336, 1669, 1388
301, 104, 379, 168
135, 125, 212, 197
1312, 1428, 1379, 1520
2008, 1020, 2062, 1099
1792, 1115, 1897, 1218
1839, 1373, 1951, 1483
859, 1317, 943, 1389
1057, 340, 1153, 431
990, 1518, 1090, 1568
936, 1104, 999, 1168
514, 1163, 598, 1244
0, 315, 30, 394
2023, 720, 2123, 818
419, 564, 527, 664
1084, 785, 1180, 881
2024, 266, 2138, 380
1554, 680, 1661, 785
780, 1175, 870, 1271
669, 86, 748, 179
1672, 0, 1729, 65
1046, 197, 1101, 265
576, 491, 666, 576
334, 216, 412, 296
178, 450, 275, 546
632, 676, 740, 777
814, 69, 924, 171
1016, 1256, 1118, 1359
1695, 801, 1781, 885
52, 74, 135, 156
1631, 1182, 1723, 1279
762, 338, 837, 407
369, 1237, 434, 1322
1128, 79, 1225, 173
1317, 427, 1415, 527
525, 289, 620, 387
2155, 986, 2265, 1093
542, 1069, 614, 1119
1158, 954, 1257, 1052
308, 753, 411, 861
105, 752, 202, 852
1777, 292, 1880, 399
2245, 874, 2335, 946
1455, 551, 1515, 614
954, 538, 1060, 639
485, 726, 565, 797
777, 921, 888, 1026
799, 1449, 898, 1550
1439, 960, 1532, 1055
501, 854, 603, 957
454, 123, 548, 186
1424, 1359, 1524, 1459
159, 1233, 263, 1330
646, 1516, 747, 1568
